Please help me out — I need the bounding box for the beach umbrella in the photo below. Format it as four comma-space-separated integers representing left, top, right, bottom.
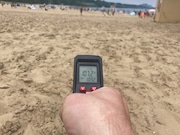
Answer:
130, 12, 135, 16
148, 9, 156, 13
28, 5, 36, 10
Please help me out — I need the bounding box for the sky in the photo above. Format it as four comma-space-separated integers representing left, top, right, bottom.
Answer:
105, 0, 156, 6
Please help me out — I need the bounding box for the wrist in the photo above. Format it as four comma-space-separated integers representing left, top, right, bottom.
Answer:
105, 112, 134, 135
82, 111, 134, 135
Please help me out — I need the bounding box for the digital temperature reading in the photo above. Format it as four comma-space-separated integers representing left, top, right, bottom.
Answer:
79, 66, 97, 83
73, 55, 103, 93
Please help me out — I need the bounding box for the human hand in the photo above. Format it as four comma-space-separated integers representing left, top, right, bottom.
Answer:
60, 87, 134, 135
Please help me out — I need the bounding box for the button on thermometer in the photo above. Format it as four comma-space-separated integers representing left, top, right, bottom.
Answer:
73, 55, 103, 93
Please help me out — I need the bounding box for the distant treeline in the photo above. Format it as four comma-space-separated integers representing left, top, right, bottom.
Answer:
0, 0, 153, 8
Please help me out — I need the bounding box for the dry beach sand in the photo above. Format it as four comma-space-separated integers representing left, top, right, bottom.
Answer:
0, 5, 180, 135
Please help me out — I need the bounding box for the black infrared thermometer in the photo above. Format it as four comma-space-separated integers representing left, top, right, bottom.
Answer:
73, 55, 103, 93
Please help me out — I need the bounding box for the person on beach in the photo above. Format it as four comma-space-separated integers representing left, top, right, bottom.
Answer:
80, 7, 83, 16
1, 2, 5, 7
138, 11, 141, 17
60, 87, 135, 135
101, 6, 106, 16
112, 7, 115, 16
140, 11, 145, 18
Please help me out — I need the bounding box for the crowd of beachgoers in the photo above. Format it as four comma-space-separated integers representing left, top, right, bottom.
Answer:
1, 1, 155, 17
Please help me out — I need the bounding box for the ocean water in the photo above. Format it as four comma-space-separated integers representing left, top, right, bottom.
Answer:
90, 7, 150, 13
117, 8, 148, 13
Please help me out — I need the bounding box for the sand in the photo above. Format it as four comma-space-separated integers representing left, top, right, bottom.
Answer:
0, 5, 180, 135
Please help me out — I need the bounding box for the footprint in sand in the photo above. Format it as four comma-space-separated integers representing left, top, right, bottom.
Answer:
29, 68, 52, 84
0, 62, 4, 69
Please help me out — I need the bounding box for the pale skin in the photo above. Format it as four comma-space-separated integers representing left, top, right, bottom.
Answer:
60, 87, 134, 135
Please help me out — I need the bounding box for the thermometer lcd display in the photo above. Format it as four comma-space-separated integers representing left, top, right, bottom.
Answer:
79, 66, 97, 83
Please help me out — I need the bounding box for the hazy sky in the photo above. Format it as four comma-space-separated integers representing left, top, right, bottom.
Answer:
105, 0, 157, 6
